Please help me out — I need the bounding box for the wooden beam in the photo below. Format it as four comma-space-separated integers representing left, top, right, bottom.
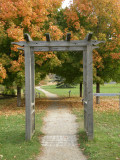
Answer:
85, 32, 93, 41
45, 33, 51, 42
94, 93, 120, 96
18, 48, 24, 51
92, 46, 99, 50
33, 46, 86, 52
11, 40, 87, 47
18, 46, 99, 52
18, 47, 86, 52
20, 40, 88, 47
66, 33, 71, 41
11, 41, 26, 47
24, 33, 33, 42
12, 40, 104, 47
91, 40, 105, 46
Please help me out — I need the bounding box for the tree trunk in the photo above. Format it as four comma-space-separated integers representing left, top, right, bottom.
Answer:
96, 83, 100, 104
17, 86, 21, 107
80, 82, 82, 97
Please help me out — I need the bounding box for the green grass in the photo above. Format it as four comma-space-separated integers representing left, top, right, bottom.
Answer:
41, 85, 80, 97
73, 109, 120, 160
95, 83, 120, 93
0, 112, 45, 160
41, 83, 120, 97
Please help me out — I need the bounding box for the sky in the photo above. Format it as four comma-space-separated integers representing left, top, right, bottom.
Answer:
62, 0, 73, 8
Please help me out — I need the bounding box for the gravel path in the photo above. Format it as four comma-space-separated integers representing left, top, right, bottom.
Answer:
36, 86, 58, 99
36, 87, 87, 160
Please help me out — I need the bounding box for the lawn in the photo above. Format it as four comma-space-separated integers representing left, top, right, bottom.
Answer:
0, 84, 120, 160
42, 84, 80, 97
41, 83, 120, 97
73, 108, 120, 160
0, 98, 45, 160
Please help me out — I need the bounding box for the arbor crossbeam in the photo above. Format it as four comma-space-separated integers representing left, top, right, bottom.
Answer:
11, 40, 104, 48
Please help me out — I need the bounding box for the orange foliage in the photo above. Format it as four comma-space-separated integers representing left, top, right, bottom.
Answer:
0, 0, 120, 80
10, 55, 24, 72
74, 0, 93, 16
0, 0, 64, 41
93, 50, 104, 69
0, 63, 6, 83
7, 24, 24, 42
47, 22, 63, 40
111, 53, 120, 60
35, 52, 56, 66
0, 0, 64, 76
0, 0, 17, 20
64, 0, 120, 75
64, 7, 80, 28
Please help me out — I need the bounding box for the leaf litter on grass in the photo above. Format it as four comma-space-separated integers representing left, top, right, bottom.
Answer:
0, 98, 50, 116
1, 96, 119, 116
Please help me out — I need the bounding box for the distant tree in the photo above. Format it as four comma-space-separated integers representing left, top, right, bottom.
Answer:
51, 51, 83, 96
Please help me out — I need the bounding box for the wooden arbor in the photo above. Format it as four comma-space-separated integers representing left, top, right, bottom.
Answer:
12, 33, 104, 140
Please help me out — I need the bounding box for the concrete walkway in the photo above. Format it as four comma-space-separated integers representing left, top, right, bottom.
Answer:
36, 87, 87, 160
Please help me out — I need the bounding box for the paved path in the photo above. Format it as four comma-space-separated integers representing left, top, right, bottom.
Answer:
36, 87, 87, 160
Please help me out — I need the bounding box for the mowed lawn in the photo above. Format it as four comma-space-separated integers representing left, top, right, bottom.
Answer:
0, 83, 120, 160
41, 83, 120, 97
41, 84, 120, 160
0, 98, 45, 160
74, 109, 120, 160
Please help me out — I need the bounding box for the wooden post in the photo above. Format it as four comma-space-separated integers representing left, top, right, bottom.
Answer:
83, 33, 94, 140
24, 34, 35, 140
45, 33, 51, 42
31, 47, 35, 133
86, 43, 93, 140
66, 33, 71, 41
24, 45, 32, 140
69, 90, 71, 98
83, 50, 87, 132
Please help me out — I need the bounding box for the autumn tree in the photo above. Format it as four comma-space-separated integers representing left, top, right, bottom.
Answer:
0, 0, 64, 105
62, 0, 120, 102
0, 22, 8, 83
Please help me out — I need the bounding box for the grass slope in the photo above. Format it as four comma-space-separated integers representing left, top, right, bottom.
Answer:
0, 112, 44, 160
0, 97, 45, 160
41, 83, 120, 97
74, 109, 120, 160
